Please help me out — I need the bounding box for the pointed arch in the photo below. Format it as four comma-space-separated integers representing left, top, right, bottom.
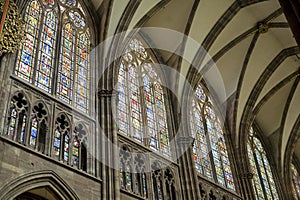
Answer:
5, 91, 30, 143
119, 144, 133, 192
0, 170, 79, 199
28, 101, 49, 153
14, 0, 92, 113
73, 122, 88, 171
190, 82, 235, 191
116, 38, 171, 156
247, 126, 279, 199
53, 112, 71, 162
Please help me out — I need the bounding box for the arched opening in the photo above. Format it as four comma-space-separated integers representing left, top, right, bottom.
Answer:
15, 187, 60, 200
0, 171, 79, 200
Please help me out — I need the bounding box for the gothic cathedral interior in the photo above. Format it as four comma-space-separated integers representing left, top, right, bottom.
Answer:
0, 0, 300, 199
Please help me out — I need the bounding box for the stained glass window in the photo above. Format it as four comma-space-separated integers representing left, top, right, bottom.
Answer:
291, 163, 300, 199
72, 124, 88, 170
15, 0, 91, 113
63, 134, 70, 162
248, 127, 279, 199
119, 146, 133, 192
30, 118, 38, 147
72, 136, 79, 166
5, 93, 29, 142
7, 107, 17, 137
54, 129, 61, 157
190, 83, 235, 191
15, 1, 41, 82
36, 11, 57, 92
20, 115, 27, 142
117, 39, 170, 156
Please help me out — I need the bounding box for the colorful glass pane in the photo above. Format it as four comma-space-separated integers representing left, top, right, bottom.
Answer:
126, 167, 132, 191
157, 181, 163, 200
20, 115, 27, 142
248, 129, 279, 199
117, 39, 170, 156
72, 136, 79, 167
60, 0, 76, 6
36, 11, 57, 92
120, 161, 124, 188
248, 143, 265, 199
30, 118, 38, 146
75, 32, 90, 112
57, 23, 74, 103
15, 1, 41, 82
142, 173, 147, 197
191, 83, 235, 190
118, 62, 130, 135
7, 108, 17, 137
69, 10, 86, 28
129, 39, 147, 58
42, 0, 55, 6
64, 134, 69, 162
128, 65, 143, 142
54, 129, 61, 157
134, 173, 141, 195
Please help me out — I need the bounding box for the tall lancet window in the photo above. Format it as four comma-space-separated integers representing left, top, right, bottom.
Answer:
190, 83, 235, 191
14, 0, 90, 113
117, 39, 170, 156
247, 127, 279, 199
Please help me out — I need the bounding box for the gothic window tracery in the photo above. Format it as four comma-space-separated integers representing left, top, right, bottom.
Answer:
119, 145, 133, 192
29, 102, 48, 153
190, 83, 235, 191
247, 127, 279, 199
15, 0, 91, 113
117, 39, 170, 156
54, 113, 70, 162
151, 162, 164, 200
6, 92, 29, 142
73, 123, 88, 171
150, 162, 177, 200
133, 154, 147, 197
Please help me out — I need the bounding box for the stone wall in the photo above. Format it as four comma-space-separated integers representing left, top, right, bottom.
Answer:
0, 137, 101, 199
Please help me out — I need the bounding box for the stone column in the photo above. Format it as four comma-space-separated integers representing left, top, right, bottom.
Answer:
98, 89, 120, 200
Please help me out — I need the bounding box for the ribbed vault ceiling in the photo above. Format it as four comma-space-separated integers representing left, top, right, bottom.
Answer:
93, 0, 300, 175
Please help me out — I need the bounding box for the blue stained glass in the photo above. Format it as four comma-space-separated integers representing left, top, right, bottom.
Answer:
54, 138, 60, 146
30, 118, 38, 146
69, 10, 85, 28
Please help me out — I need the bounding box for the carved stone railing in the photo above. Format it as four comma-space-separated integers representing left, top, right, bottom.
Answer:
198, 176, 243, 200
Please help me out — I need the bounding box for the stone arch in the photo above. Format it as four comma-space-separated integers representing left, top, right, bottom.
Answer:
0, 170, 79, 200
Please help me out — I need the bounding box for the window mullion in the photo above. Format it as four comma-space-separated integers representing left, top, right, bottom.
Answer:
72, 31, 78, 107
202, 100, 216, 182
217, 135, 228, 189
138, 63, 148, 147
253, 147, 269, 199
195, 115, 205, 175
151, 81, 160, 152
126, 62, 134, 138
261, 153, 275, 199
52, 13, 63, 96
32, 6, 46, 86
